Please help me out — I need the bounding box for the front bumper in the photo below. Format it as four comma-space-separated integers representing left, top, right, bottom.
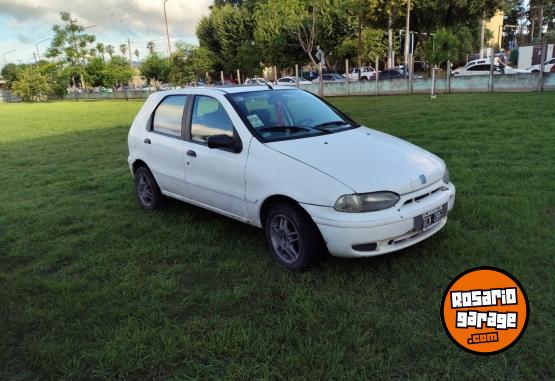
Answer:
302, 181, 456, 258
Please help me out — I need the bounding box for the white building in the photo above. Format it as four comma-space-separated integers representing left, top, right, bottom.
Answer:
517, 43, 555, 69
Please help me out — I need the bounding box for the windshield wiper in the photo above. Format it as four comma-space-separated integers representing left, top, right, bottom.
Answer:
258, 126, 312, 133
258, 125, 334, 135
314, 120, 352, 129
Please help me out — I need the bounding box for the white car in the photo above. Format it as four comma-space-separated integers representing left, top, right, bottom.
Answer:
347, 66, 376, 81
128, 86, 456, 270
453, 59, 530, 76
276, 76, 312, 86
244, 77, 273, 86
527, 58, 555, 73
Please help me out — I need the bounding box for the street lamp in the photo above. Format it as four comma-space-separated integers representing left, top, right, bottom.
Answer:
163, 0, 172, 59
35, 38, 50, 61
3, 50, 16, 66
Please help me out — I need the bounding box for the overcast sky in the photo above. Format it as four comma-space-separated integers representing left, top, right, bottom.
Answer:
0, 0, 213, 65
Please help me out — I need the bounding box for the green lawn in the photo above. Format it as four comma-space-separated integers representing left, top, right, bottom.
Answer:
1, 94, 554, 380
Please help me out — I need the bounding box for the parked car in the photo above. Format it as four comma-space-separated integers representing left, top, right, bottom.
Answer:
244, 77, 273, 86
160, 83, 171, 91
347, 66, 376, 81
213, 80, 236, 86
128, 86, 456, 270
377, 69, 404, 80
452, 59, 531, 76
276, 76, 312, 86
312, 73, 346, 83
302, 70, 319, 81
527, 57, 555, 73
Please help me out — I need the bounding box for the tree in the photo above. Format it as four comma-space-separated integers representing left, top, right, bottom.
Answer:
119, 43, 128, 58
46, 12, 96, 66
255, 0, 342, 96
360, 27, 388, 64
106, 45, 115, 58
188, 47, 217, 82
146, 41, 156, 55
426, 28, 461, 65
45, 12, 96, 89
140, 53, 168, 87
166, 43, 216, 86
96, 43, 105, 61
410, 0, 504, 38
85, 56, 106, 87
12, 67, 50, 102
102, 56, 133, 89
134, 49, 140, 62
197, 4, 255, 74
1, 63, 24, 89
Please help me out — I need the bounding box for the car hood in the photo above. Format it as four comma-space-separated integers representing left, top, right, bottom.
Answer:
265, 127, 445, 195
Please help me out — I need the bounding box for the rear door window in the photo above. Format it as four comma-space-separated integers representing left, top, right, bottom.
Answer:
152, 95, 187, 137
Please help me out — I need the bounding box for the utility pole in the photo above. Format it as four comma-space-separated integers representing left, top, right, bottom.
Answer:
127, 38, 133, 63
3, 50, 16, 66
403, 0, 410, 77
357, 8, 362, 80
163, 0, 172, 60
35, 38, 49, 61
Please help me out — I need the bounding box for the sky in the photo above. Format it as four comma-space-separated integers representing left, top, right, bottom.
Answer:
0, 0, 213, 65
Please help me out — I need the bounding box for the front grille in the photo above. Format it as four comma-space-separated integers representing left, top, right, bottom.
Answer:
402, 186, 444, 207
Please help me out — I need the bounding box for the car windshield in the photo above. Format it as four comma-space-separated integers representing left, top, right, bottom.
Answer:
228, 89, 358, 142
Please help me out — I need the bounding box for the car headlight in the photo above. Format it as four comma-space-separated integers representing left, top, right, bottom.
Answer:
443, 166, 450, 184
334, 192, 400, 213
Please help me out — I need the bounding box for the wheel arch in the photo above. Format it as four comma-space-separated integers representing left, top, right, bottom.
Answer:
259, 194, 322, 232
259, 195, 303, 227
132, 159, 150, 174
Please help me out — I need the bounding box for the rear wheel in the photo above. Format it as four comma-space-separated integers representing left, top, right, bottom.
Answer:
264, 203, 325, 271
134, 166, 162, 210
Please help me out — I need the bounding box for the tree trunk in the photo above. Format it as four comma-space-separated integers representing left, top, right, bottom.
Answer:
308, 52, 324, 98
387, 17, 393, 69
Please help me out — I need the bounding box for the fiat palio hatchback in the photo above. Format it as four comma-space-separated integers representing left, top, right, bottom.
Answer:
128, 86, 455, 270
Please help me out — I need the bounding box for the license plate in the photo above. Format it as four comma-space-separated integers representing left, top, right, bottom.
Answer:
414, 204, 447, 231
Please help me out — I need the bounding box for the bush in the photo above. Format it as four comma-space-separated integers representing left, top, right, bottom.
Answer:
12, 67, 50, 102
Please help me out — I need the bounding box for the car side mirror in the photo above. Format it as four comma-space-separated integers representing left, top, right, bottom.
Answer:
207, 134, 240, 152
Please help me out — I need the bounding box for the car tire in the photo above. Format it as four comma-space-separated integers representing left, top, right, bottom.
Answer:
361, 77, 368, 81
134, 166, 162, 210
264, 203, 325, 271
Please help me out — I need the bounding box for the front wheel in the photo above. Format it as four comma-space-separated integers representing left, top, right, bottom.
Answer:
264, 203, 325, 271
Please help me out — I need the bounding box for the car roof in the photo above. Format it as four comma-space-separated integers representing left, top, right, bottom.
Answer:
466, 59, 490, 66
155, 85, 298, 96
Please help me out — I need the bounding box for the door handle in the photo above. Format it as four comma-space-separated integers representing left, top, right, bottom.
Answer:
186, 150, 197, 157
144, 138, 151, 144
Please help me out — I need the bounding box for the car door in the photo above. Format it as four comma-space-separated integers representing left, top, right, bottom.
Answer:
182, 94, 248, 219
143, 94, 188, 198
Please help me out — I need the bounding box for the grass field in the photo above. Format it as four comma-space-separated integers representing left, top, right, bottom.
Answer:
1, 93, 554, 380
